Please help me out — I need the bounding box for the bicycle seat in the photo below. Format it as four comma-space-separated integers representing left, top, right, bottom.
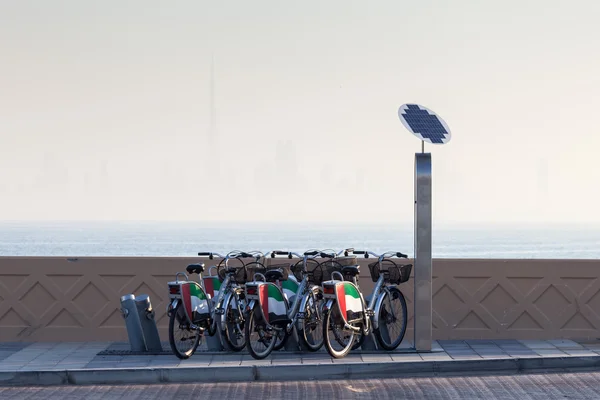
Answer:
186, 263, 205, 275
342, 265, 360, 277
265, 269, 285, 282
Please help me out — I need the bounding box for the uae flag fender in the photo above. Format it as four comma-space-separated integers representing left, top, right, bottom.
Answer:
203, 277, 221, 304
259, 283, 287, 323
181, 283, 210, 321
336, 282, 363, 323
281, 275, 300, 300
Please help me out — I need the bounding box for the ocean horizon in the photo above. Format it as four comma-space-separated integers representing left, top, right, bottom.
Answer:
0, 220, 598, 259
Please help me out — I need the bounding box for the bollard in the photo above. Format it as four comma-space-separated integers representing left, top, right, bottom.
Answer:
134, 294, 163, 352
205, 316, 224, 352
284, 327, 306, 352
120, 294, 147, 352
205, 295, 224, 351
360, 332, 379, 351
206, 331, 223, 351
361, 294, 378, 351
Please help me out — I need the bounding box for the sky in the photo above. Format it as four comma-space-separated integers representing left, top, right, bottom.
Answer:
1, 0, 599, 226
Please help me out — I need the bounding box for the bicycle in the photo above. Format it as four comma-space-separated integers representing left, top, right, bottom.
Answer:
321, 249, 412, 358
166, 250, 256, 359
244, 249, 336, 359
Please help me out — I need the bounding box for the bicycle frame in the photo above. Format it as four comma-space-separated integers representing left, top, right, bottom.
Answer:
245, 250, 324, 334
167, 271, 213, 331
362, 250, 408, 331
168, 251, 251, 334
325, 249, 409, 335
209, 251, 255, 333
322, 277, 365, 334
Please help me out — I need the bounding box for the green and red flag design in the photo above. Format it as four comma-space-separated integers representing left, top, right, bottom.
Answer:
259, 283, 287, 324
203, 277, 221, 302
181, 282, 210, 322
281, 275, 299, 300
335, 282, 363, 323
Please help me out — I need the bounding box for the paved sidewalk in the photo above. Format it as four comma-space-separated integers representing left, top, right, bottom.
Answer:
1, 339, 600, 386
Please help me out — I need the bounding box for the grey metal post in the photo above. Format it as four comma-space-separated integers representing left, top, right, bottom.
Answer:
360, 294, 378, 350
120, 294, 147, 352
414, 153, 432, 351
134, 294, 163, 352
203, 292, 224, 351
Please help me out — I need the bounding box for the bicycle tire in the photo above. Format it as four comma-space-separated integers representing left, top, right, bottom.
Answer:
222, 294, 246, 351
374, 287, 408, 351
273, 325, 289, 351
299, 289, 325, 352
169, 302, 201, 360
322, 302, 356, 359
245, 304, 278, 359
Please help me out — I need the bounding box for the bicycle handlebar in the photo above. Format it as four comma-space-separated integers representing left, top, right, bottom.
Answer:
197, 251, 261, 260
198, 252, 219, 259
343, 249, 409, 260
270, 250, 293, 259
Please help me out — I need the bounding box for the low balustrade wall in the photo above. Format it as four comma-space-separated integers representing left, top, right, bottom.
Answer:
1, 257, 599, 342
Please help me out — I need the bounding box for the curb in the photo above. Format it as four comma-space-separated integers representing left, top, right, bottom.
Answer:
2, 356, 600, 387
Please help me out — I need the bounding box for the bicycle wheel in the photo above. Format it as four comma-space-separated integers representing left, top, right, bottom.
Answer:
351, 328, 365, 350
169, 302, 201, 359
273, 324, 289, 351
322, 302, 357, 358
222, 295, 246, 351
245, 303, 278, 359
299, 290, 325, 351
374, 287, 408, 350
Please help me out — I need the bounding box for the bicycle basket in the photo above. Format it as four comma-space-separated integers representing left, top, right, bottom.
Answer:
368, 259, 412, 284
310, 260, 344, 285
217, 264, 248, 284
245, 261, 266, 282
291, 258, 318, 282
336, 256, 357, 266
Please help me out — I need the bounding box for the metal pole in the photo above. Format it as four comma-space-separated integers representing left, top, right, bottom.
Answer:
414, 153, 432, 351
134, 294, 163, 352
120, 294, 147, 352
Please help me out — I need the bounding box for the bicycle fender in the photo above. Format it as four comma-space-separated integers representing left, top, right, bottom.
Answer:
220, 289, 245, 331
323, 298, 335, 313
220, 291, 234, 332
294, 293, 311, 330
167, 298, 179, 317
372, 288, 392, 331
246, 299, 256, 313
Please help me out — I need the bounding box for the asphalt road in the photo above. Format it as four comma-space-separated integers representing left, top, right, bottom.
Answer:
1, 371, 600, 399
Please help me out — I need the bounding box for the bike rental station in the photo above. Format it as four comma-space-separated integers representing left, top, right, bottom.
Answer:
120, 104, 451, 359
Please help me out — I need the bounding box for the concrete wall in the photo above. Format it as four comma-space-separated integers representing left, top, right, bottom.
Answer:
1, 257, 599, 342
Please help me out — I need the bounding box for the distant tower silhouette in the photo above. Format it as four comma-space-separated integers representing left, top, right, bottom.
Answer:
209, 54, 216, 149
207, 54, 221, 182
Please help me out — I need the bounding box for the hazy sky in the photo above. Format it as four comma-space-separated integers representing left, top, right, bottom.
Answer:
1, 1, 599, 225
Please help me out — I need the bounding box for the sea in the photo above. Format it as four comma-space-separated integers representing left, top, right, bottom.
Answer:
0, 221, 599, 259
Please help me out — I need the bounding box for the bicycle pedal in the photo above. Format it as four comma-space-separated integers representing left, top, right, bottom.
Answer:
366, 310, 375, 317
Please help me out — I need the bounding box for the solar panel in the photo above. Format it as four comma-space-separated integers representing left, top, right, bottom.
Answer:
398, 104, 451, 145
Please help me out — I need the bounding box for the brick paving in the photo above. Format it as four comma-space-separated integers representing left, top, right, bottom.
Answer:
2, 371, 600, 399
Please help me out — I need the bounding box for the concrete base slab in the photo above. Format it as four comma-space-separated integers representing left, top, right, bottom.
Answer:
2, 355, 600, 387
